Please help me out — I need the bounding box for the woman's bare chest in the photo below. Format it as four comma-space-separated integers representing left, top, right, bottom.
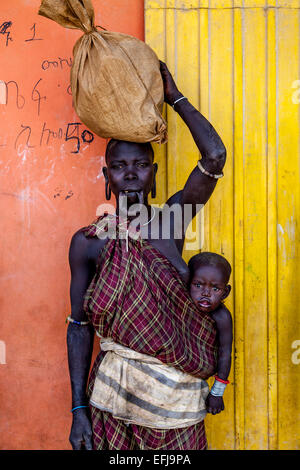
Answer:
88, 225, 190, 285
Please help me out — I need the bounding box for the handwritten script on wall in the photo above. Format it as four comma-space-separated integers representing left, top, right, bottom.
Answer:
0, 19, 96, 158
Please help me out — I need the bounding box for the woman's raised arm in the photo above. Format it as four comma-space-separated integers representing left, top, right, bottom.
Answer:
160, 61, 226, 211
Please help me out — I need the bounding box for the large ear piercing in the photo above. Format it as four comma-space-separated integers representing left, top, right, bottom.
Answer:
151, 176, 156, 199
105, 181, 111, 200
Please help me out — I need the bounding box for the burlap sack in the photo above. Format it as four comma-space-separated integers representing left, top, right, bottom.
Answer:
38, 0, 167, 144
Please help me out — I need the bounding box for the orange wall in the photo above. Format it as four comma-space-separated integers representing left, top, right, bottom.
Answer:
0, 0, 144, 450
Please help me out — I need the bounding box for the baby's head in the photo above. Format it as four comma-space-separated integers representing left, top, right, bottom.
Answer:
188, 252, 232, 313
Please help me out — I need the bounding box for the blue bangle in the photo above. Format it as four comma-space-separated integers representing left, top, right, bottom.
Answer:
66, 315, 90, 326
71, 405, 89, 413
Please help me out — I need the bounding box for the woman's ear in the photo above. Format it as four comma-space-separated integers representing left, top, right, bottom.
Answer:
102, 166, 108, 181
151, 163, 158, 199
102, 166, 111, 200
221, 284, 231, 301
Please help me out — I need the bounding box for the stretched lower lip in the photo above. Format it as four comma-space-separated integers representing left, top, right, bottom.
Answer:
120, 190, 141, 195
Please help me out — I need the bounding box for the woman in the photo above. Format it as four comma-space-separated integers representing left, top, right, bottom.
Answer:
67, 62, 226, 450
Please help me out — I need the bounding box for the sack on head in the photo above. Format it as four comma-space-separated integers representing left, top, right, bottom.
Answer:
38, 0, 168, 144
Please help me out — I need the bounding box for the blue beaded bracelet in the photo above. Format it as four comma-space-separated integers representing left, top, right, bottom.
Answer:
71, 405, 89, 413
66, 315, 90, 326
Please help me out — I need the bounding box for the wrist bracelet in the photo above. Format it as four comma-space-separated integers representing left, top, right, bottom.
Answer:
172, 96, 187, 108
215, 375, 230, 385
197, 160, 224, 179
71, 405, 89, 413
66, 315, 90, 326
210, 379, 227, 397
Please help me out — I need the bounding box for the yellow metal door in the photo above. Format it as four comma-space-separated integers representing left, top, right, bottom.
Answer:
146, 0, 300, 450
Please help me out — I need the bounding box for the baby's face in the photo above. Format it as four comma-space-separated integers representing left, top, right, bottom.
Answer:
189, 264, 230, 313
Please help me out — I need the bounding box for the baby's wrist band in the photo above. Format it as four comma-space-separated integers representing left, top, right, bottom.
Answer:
210, 381, 226, 397
215, 375, 230, 385
210, 376, 230, 397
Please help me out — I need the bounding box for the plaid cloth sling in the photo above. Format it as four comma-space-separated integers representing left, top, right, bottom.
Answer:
82, 213, 218, 379
82, 213, 217, 379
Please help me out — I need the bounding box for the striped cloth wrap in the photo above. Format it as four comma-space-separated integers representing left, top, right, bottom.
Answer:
90, 336, 209, 429
82, 213, 218, 426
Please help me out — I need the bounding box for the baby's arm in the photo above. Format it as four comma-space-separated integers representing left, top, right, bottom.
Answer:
206, 305, 233, 415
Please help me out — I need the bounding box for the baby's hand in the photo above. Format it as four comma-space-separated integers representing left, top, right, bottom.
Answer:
206, 393, 225, 415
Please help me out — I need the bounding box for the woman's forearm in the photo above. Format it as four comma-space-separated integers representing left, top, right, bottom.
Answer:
173, 97, 226, 174
67, 324, 94, 408
160, 61, 226, 174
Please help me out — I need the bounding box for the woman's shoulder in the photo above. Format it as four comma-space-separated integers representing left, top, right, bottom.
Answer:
69, 214, 111, 255
71, 214, 111, 241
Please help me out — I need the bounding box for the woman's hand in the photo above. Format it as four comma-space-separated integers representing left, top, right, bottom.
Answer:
69, 408, 93, 450
159, 61, 183, 106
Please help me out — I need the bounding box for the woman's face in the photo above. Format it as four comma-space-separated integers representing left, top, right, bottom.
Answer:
103, 141, 157, 206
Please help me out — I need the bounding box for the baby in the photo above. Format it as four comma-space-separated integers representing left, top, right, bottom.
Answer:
188, 252, 233, 415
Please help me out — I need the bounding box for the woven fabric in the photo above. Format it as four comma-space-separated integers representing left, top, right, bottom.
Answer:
89, 337, 209, 429
89, 406, 207, 450
82, 213, 218, 380
38, 0, 167, 144
86, 312, 208, 450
